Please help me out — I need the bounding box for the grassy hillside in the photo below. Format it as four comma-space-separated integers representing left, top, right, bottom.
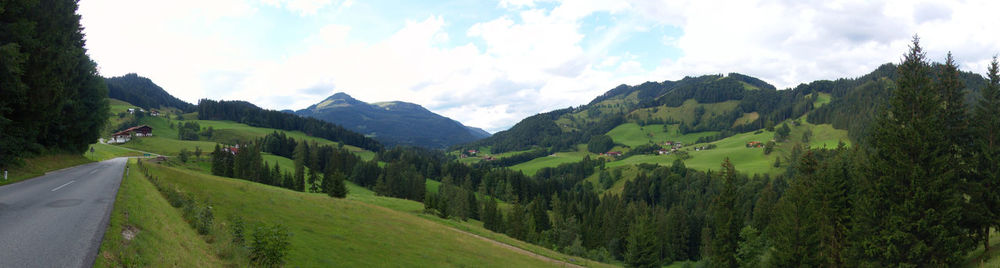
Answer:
107, 104, 373, 160
0, 153, 93, 186
511, 151, 595, 176
127, 160, 600, 267
95, 159, 223, 267
605, 123, 719, 148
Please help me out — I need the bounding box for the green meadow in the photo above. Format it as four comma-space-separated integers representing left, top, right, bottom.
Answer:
110, 159, 603, 267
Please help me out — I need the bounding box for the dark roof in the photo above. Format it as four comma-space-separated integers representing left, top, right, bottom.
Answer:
113, 125, 152, 136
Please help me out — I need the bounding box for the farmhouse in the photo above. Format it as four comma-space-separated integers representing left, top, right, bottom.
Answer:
110, 125, 153, 144
606, 151, 623, 157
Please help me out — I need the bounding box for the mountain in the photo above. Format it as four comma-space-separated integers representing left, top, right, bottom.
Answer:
465, 63, 988, 154
295, 93, 490, 148
105, 73, 196, 112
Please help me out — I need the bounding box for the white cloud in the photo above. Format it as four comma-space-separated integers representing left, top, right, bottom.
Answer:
260, 0, 336, 16
79, 0, 1000, 134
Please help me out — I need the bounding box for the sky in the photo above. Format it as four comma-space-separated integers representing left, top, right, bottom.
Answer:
78, 0, 1000, 133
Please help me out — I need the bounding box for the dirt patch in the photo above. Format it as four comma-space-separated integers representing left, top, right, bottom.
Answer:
122, 225, 139, 241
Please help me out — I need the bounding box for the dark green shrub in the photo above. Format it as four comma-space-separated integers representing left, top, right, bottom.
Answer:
250, 224, 291, 267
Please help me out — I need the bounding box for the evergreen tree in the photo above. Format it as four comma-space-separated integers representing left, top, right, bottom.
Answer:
850, 36, 972, 266
507, 202, 529, 240
707, 158, 740, 268
326, 172, 347, 198
0, 0, 108, 166
970, 56, 1000, 251
625, 214, 661, 268
771, 151, 819, 267
663, 205, 690, 262
530, 195, 551, 233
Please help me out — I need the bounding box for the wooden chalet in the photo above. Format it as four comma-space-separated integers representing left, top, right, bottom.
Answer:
110, 125, 153, 144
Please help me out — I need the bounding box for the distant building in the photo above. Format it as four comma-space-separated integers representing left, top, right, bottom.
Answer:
606, 151, 623, 157
110, 125, 152, 144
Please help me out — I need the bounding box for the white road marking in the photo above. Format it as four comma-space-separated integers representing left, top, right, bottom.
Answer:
88, 169, 99, 175
51, 181, 75, 192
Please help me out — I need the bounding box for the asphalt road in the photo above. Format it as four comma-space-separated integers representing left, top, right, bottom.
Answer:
0, 157, 127, 268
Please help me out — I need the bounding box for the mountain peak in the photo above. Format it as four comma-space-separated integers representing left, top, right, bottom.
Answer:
312, 92, 365, 110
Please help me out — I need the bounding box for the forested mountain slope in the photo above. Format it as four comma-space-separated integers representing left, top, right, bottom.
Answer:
465, 64, 986, 154
105, 73, 196, 112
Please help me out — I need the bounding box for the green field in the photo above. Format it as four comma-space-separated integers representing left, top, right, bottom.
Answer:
629, 99, 740, 125
811, 92, 832, 108
96, 159, 223, 267
603, 120, 851, 176
108, 108, 373, 160
605, 123, 719, 148
510, 151, 595, 176
122, 160, 595, 267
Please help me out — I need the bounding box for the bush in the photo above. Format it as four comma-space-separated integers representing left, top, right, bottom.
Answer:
250, 224, 291, 267
195, 204, 214, 235
230, 216, 246, 246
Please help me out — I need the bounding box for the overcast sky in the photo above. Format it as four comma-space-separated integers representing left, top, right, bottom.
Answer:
78, 0, 1000, 133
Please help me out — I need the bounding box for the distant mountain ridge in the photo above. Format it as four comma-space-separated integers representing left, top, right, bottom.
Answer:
105, 73, 195, 112
295, 93, 490, 148
464, 64, 988, 153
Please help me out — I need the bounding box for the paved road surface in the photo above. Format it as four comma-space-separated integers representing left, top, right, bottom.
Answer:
0, 157, 127, 268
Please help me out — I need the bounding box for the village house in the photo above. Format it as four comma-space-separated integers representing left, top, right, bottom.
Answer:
658, 149, 671, 155
222, 144, 241, 155
150, 110, 160, 116
109, 125, 153, 144
746, 141, 764, 148
606, 151, 623, 157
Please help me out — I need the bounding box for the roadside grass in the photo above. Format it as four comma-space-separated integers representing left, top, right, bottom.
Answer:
94, 159, 223, 267
0, 153, 92, 186
139, 161, 571, 267
85, 143, 143, 162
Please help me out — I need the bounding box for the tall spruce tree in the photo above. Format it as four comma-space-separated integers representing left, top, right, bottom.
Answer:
625, 214, 662, 268
850, 36, 971, 266
971, 56, 1000, 250
707, 158, 740, 268
771, 151, 819, 267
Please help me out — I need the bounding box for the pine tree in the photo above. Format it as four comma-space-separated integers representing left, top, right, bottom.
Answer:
850, 36, 972, 266
971, 56, 1000, 251
663, 205, 690, 262
707, 158, 740, 268
530, 195, 551, 233
325, 172, 347, 198
771, 151, 819, 267
625, 214, 661, 268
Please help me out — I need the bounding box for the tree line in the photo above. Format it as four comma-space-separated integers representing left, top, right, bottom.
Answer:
0, 0, 108, 169
197, 99, 383, 152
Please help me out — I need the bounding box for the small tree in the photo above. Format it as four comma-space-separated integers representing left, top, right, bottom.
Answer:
194, 146, 202, 161
250, 224, 291, 267
178, 148, 190, 163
